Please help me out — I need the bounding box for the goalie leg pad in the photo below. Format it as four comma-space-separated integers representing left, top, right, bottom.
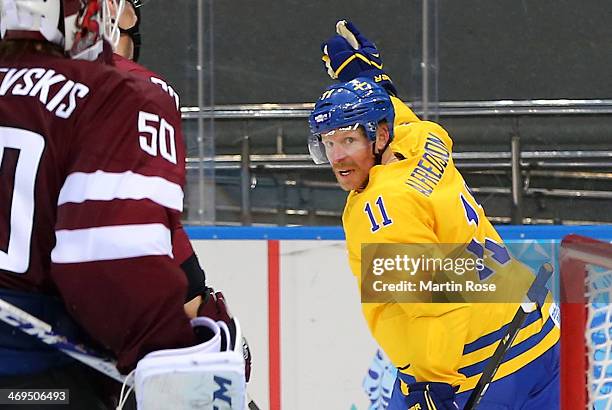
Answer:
134, 317, 246, 410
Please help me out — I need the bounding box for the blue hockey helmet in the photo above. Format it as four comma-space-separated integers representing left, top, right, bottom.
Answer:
308, 77, 394, 164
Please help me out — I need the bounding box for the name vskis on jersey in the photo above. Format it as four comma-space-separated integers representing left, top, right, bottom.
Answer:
0, 67, 89, 119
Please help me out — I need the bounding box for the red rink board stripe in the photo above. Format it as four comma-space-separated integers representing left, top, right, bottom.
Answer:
268, 240, 281, 410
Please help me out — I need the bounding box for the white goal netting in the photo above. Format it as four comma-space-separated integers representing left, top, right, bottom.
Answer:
588, 263, 612, 410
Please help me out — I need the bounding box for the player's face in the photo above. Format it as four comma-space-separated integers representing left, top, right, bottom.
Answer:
321, 126, 374, 191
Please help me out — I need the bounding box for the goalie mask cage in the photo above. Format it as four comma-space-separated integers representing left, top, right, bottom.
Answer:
561, 234, 612, 410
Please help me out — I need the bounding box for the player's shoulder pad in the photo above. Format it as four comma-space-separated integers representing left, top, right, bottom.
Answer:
73, 63, 183, 163
60, 59, 174, 115
112, 53, 150, 76
112, 68, 180, 120
391, 120, 453, 159
112, 55, 180, 112
390, 96, 420, 124
112, 54, 168, 85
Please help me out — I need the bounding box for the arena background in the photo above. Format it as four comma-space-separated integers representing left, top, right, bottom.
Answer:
138, 0, 612, 227
141, 0, 612, 104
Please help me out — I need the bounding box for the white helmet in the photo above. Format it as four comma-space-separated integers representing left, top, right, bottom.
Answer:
0, 0, 125, 60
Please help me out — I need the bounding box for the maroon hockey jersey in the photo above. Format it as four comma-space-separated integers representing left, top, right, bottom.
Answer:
112, 53, 193, 265
0, 52, 195, 372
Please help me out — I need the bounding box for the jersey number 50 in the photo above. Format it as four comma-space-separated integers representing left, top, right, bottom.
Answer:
0, 127, 45, 274
138, 111, 177, 165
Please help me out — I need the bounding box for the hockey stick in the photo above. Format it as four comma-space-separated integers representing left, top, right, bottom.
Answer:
0, 297, 127, 384
247, 394, 261, 410
0, 297, 261, 410
462, 263, 554, 410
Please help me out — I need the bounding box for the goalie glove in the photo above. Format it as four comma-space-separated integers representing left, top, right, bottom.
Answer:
404, 382, 459, 410
321, 20, 398, 96
198, 288, 252, 382
198, 288, 232, 324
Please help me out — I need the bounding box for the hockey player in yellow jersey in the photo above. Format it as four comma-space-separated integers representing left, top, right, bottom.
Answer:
308, 21, 560, 409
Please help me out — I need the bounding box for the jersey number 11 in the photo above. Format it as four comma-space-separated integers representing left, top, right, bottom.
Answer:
364, 196, 393, 233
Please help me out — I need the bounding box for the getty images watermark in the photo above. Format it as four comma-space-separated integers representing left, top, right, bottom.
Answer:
360, 243, 533, 303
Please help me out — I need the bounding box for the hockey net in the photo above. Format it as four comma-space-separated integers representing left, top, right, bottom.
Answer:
561, 234, 612, 410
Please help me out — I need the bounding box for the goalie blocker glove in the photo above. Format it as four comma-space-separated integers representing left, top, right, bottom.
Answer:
321, 20, 398, 96
405, 382, 459, 410
198, 288, 252, 382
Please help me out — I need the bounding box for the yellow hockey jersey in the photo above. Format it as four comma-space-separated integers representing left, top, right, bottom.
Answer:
342, 97, 559, 392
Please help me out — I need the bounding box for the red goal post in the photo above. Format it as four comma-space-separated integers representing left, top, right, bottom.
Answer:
561, 234, 612, 410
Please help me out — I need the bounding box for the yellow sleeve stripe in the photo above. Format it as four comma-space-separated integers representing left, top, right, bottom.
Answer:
425, 388, 438, 410
334, 53, 384, 77
459, 317, 557, 379
457, 326, 559, 393
463, 302, 554, 356
459, 313, 545, 367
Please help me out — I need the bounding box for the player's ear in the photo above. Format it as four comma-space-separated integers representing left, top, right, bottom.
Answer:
374, 122, 390, 152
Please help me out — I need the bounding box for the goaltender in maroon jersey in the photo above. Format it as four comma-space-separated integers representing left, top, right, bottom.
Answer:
0, 51, 196, 373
